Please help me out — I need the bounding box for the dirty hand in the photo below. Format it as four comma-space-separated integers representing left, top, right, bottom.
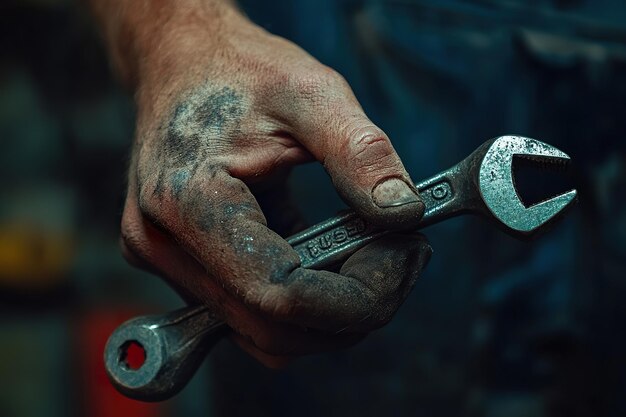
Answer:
94, 0, 432, 365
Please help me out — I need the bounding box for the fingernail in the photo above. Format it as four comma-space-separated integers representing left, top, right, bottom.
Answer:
372, 178, 421, 208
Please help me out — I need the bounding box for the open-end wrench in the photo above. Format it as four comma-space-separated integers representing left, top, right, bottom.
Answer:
104, 135, 577, 401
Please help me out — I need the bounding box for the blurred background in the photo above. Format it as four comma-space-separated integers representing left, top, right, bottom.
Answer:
1, 0, 625, 416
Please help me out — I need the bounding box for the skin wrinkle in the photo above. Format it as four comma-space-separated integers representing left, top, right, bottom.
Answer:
353, 155, 399, 178
266, 142, 305, 173
352, 136, 389, 159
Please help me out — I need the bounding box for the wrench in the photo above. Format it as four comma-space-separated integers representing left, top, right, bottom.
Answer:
104, 135, 577, 401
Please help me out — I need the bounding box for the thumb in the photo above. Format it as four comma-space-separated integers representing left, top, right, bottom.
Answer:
322, 120, 425, 227
281, 72, 424, 227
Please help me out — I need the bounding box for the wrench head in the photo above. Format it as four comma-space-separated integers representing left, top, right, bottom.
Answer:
478, 135, 577, 237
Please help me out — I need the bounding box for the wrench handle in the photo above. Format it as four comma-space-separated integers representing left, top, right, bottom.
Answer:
290, 167, 462, 270
105, 159, 475, 401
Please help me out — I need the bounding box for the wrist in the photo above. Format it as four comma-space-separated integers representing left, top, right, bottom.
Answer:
97, 0, 242, 89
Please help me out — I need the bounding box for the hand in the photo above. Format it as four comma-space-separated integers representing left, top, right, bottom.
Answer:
116, 2, 431, 366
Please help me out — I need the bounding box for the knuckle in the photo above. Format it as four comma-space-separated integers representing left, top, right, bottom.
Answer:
346, 125, 391, 153
137, 181, 159, 220
290, 67, 346, 101
343, 125, 399, 173
321, 66, 349, 88
120, 218, 151, 267
291, 74, 326, 101
255, 286, 299, 322
119, 237, 147, 269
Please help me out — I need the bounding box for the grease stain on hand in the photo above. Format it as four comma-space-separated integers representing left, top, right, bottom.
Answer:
149, 85, 246, 200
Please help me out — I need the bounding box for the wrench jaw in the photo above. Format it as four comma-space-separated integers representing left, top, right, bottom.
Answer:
478, 136, 578, 238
